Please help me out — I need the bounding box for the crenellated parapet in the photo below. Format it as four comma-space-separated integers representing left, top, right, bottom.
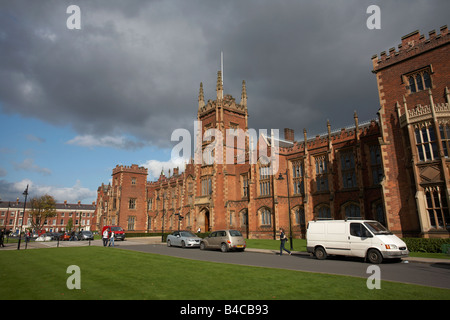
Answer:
372, 25, 448, 73
112, 164, 148, 175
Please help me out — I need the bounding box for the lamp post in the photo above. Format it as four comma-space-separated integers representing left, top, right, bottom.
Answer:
277, 171, 293, 251
157, 193, 167, 242
17, 184, 29, 250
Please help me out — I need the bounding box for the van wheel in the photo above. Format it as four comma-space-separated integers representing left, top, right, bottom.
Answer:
367, 249, 383, 264
315, 247, 327, 260
221, 243, 228, 253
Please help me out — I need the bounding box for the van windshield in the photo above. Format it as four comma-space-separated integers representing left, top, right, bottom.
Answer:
364, 221, 392, 235
111, 227, 123, 232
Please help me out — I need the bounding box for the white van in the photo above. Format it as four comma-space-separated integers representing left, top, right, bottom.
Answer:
306, 220, 409, 263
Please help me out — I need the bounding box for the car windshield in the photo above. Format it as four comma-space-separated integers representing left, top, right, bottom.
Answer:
364, 221, 392, 235
229, 230, 242, 237
180, 232, 196, 237
111, 227, 123, 231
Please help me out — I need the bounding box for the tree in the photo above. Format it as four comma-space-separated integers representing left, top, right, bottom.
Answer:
66, 218, 74, 232
29, 195, 57, 232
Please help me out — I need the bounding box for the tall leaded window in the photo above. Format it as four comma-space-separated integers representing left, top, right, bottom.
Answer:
241, 174, 249, 198
315, 155, 329, 191
344, 203, 361, 218
407, 69, 432, 93
415, 125, 439, 162
259, 165, 271, 196
439, 123, 450, 158
129, 198, 136, 209
294, 207, 305, 226
425, 187, 450, 230
370, 145, 383, 185
373, 201, 386, 226
341, 150, 356, 188
201, 177, 212, 196
260, 207, 272, 226
316, 204, 331, 219
292, 160, 304, 195
127, 216, 136, 231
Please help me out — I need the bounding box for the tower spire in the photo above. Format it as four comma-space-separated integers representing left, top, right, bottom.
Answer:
241, 80, 247, 108
221, 51, 224, 87
216, 70, 223, 100
198, 82, 205, 111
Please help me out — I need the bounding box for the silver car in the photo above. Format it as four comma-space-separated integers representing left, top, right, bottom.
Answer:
77, 230, 94, 241
200, 229, 246, 252
166, 231, 202, 248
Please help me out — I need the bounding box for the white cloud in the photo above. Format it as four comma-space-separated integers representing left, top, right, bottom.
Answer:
13, 158, 52, 176
66, 134, 144, 150
0, 179, 96, 204
140, 158, 187, 181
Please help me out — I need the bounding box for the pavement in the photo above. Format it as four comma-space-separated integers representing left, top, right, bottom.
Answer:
3, 236, 449, 265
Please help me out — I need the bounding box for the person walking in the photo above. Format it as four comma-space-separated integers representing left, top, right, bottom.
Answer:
108, 231, 115, 247
102, 228, 109, 247
279, 228, 291, 256
0, 228, 5, 248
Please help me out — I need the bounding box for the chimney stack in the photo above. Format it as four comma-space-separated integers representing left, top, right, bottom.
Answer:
284, 128, 294, 142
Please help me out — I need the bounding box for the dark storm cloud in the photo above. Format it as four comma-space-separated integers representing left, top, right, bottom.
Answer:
0, 0, 449, 146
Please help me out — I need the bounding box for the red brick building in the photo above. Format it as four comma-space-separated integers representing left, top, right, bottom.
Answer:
372, 25, 450, 237
0, 199, 96, 234
96, 26, 449, 238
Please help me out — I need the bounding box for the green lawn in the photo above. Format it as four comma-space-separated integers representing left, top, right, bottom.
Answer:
0, 247, 449, 300
246, 238, 307, 252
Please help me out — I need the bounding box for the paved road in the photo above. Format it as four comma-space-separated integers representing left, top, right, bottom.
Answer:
118, 240, 450, 290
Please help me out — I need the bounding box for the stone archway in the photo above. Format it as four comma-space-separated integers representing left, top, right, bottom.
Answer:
198, 207, 210, 232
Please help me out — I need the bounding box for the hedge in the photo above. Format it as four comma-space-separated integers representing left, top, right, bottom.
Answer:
402, 238, 450, 254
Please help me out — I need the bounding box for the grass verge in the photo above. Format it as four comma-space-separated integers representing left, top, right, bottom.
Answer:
0, 247, 449, 300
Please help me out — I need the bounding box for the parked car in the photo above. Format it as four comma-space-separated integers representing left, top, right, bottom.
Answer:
35, 233, 53, 242
77, 230, 94, 241
167, 231, 202, 248
306, 219, 409, 264
50, 232, 61, 240
102, 226, 126, 241
59, 232, 71, 241
200, 229, 246, 252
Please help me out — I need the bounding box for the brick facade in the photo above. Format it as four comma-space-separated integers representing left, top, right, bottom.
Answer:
0, 199, 96, 234
372, 25, 450, 238
96, 26, 449, 238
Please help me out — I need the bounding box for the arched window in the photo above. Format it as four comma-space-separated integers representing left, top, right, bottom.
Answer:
315, 204, 331, 219
423, 71, 431, 89
344, 203, 361, 218
293, 207, 305, 226
416, 73, 424, 91
260, 207, 272, 226
409, 76, 416, 93
372, 200, 386, 226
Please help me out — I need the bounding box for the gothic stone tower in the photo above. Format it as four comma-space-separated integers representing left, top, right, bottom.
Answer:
109, 164, 148, 231
195, 71, 249, 231
372, 25, 450, 237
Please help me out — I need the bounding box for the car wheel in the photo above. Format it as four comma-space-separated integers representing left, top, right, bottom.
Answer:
367, 249, 383, 264
220, 243, 228, 253
200, 242, 206, 250
181, 240, 186, 248
167, 239, 171, 247
314, 246, 327, 260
